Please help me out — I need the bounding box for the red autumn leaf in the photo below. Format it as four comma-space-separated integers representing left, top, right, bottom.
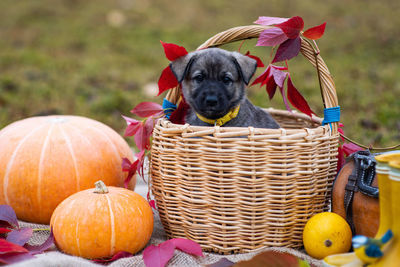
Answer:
146, 192, 157, 210
337, 145, 345, 173
265, 73, 277, 100
131, 102, 163, 118
270, 65, 288, 88
158, 66, 179, 96
135, 150, 146, 178
245, 51, 264, 67
0, 228, 11, 234
275, 16, 304, 39
169, 97, 190, 125
342, 142, 363, 157
272, 36, 301, 63
0, 239, 29, 254
122, 158, 139, 189
143, 241, 175, 267
0, 205, 19, 229
256, 27, 288, 47
251, 67, 270, 87
7, 228, 33, 246
287, 75, 313, 116
303, 22, 327, 40
160, 41, 188, 61
92, 251, 133, 263
0, 252, 35, 265
148, 200, 156, 210
170, 238, 204, 257
122, 115, 141, 137
254, 16, 289, 26
134, 120, 152, 151
279, 83, 292, 112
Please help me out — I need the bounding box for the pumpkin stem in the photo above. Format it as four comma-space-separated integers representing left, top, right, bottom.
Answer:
94, 180, 109, 194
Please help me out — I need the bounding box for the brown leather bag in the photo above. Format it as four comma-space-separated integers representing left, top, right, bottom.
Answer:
332, 150, 379, 237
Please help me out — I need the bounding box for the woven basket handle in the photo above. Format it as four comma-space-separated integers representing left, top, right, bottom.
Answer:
165, 25, 339, 133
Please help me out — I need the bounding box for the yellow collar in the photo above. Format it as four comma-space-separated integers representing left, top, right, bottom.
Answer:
196, 105, 240, 126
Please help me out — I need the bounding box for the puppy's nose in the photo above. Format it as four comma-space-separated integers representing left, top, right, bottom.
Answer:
205, 95, 218, 107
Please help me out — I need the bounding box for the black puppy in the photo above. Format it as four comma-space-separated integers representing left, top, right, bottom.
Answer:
170, 48, 280, 128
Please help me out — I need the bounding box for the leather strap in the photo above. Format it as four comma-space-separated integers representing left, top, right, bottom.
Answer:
343, 150, 379, 234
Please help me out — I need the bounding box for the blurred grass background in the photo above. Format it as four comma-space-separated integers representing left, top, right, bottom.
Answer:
0, 0, 399, 147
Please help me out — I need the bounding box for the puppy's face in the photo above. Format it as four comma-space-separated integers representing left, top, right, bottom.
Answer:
170, 48, 257, 119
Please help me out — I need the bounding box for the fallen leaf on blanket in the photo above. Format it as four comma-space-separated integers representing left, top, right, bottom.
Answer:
207, 257, 235, 267
6, 228, 33, 246
143, 238, 204, 267
0, 205, 54, 264
92, 251, 133, 264
233, 251, 311, 267
24, 229, 54, 255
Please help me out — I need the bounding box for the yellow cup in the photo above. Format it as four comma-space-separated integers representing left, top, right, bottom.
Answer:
374, 151, 400, 238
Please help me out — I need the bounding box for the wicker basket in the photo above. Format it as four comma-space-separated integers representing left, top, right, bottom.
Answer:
150, 25, 340, 254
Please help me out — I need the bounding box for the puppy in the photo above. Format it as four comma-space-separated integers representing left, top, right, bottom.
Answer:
170, 48, 280, 129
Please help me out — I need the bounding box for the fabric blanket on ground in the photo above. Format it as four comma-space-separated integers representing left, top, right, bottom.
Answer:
11, 179, 323, 267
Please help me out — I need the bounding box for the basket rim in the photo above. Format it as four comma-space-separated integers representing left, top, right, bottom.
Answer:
155, 108, 334, 139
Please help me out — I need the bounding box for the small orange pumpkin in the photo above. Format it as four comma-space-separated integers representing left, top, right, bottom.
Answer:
50, 181, 154, 259
0, 115, 134, 224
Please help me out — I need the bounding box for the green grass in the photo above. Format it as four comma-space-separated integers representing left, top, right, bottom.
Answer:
0, 0, 399, 148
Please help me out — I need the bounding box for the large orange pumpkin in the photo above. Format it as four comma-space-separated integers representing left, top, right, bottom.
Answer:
50, 181, 153, 259
0, 115, 134, 224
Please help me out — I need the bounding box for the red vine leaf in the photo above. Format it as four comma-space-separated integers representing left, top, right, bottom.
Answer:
6, 228, 33, 246
270, 65, 288, 89
122, 158, 139, 189
92, 251, 133, 263
251, 67, 270, 87
272, 36, 301, 63
245, 51, 264, 67
254, 16, 289, 26
158, 66, 179, 96
135, 150, 146, 178
275, 16, 304, 39
131, 102, 163, 118
134, 118, 154, 151
122, 115, 141, 137
160, 41, 188, 61
303, 22, 327, 40
287, 75, 313, 116
256, 27, 288, 47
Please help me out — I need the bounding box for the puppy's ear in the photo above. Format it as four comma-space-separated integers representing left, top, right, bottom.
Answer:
231, 52, 258, 85
169, 54, 197, 83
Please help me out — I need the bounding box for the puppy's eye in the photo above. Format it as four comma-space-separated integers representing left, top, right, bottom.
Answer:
222, 76, 233, 84
193, 74, 204, 83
